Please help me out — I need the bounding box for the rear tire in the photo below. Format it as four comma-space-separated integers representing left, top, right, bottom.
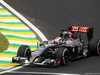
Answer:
55, 47, 69, 66
17, 45, 31, 60
89, 39, 100, 55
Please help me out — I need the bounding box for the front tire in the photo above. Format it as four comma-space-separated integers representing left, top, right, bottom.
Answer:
17, 45, 31, 60
55, 47, 69, 66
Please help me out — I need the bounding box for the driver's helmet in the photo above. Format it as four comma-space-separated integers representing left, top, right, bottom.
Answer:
54, 37, 62, 44
63, 31, 73, 39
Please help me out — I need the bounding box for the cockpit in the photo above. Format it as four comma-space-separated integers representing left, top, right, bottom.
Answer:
60, 31, 73, 40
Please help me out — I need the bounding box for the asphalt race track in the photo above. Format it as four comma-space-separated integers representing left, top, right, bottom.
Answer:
3, 0, 100, 75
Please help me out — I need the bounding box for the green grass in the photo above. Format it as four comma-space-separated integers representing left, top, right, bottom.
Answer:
0, 33, 9, 53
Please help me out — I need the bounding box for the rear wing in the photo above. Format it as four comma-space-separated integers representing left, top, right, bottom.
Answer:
68, 26, 93, 41
69, 26, 89, 32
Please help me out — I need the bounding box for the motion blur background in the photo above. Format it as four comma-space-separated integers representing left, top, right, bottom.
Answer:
5, 0, 100, 40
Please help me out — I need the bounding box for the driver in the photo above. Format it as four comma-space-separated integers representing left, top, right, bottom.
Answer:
54, 37, 62, 44
61, 31, 73, 40
53, 31, 73, 44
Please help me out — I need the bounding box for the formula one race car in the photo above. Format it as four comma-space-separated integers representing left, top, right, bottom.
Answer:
12, 26, 100, 67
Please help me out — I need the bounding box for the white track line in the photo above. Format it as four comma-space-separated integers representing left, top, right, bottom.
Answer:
0, 64, 29, 74
86, 73, 100, 75
8, 71, 79, 75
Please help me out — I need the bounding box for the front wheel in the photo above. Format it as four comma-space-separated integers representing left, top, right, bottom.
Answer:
55, 47, 69, 66
17, 45, 31, 60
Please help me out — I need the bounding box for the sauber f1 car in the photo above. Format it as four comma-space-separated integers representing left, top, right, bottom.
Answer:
12, 26, 100, 67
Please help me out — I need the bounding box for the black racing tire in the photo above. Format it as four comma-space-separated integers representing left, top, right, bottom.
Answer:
55, 47, 69, 66
17, 45, 31, 60
89, 39, 100, 55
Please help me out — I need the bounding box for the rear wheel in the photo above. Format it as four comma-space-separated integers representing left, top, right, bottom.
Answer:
55, 47, 69, 66
89, 39, 100, 55
17, 45, 31, 60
